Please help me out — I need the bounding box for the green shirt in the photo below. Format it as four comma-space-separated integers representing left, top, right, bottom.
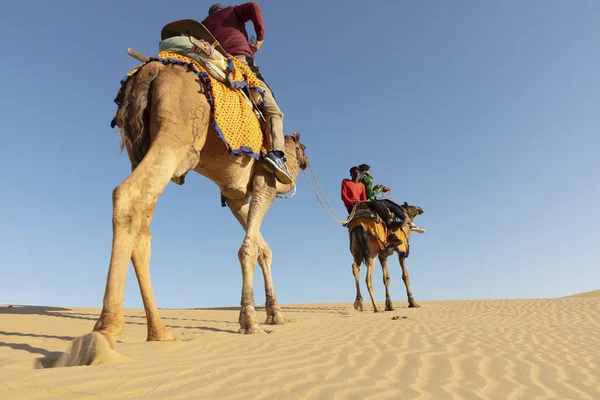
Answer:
359, 174, 381, 200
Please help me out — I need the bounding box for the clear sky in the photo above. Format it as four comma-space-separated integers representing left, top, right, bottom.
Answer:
1, 0, 598, 309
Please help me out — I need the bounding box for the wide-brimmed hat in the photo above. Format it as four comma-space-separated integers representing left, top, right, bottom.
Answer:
161, 19, 229, 58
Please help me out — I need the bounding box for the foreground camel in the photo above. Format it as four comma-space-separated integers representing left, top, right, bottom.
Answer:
84, 58, 309, 351
349, 202, 423, 312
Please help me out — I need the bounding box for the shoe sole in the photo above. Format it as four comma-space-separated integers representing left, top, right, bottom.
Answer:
263, 159, 293, 184
411, 228, 426, 234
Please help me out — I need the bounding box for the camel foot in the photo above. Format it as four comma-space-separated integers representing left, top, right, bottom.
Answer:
238, 325, 267, 335
353, 300, 364, 312
373, 308, 382, 313
93, 314, 124, 348
408, 302, 421, 308
92, 328, 120, 349
265, 310, 286, 325
50, 332, 131, 368
385, 299, 394, 312
147, 330, 179, 342
238, 306, 266, 334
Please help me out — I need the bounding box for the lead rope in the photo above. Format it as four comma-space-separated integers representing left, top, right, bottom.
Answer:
276, 181, 296, 199
301, 162, 357, 225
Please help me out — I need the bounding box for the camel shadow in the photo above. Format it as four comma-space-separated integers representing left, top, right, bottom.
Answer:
0, 330, 75, 341
0, 342, 63, 369
188, 306, 256, 311
0, 305, 72, 315
0, 305, 238, 346
280, 305, 349, 315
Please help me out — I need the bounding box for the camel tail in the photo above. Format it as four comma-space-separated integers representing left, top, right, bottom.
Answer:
350, 226, 368, 265
115, 62, 163, 164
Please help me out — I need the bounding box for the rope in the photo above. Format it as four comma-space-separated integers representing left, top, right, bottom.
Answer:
301, 162, 357, 225
276, 181, 296, 199
308, 163, 346, 221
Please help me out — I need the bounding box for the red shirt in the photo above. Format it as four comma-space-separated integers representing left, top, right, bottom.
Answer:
341, 179, 366, 208
201, 2, 265, 58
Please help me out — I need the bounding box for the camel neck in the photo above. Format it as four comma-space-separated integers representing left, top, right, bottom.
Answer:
284, 139, 300, 182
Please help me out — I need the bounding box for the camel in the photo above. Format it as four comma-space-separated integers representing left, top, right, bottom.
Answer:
80, 57, 309, 352
349, 202, 424, 313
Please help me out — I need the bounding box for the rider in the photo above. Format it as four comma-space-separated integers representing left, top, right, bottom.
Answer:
202, 3, 293, 185
358, 164, 426, 234
341, 166, 403, 232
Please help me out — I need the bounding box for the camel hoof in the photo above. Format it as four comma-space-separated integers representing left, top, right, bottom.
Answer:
48, 332, 130, 368
265, 311, 286, 325
353, 300, 364, 312
239, 306, 265, 334
409, 302, 421, 308
147, 333, 179, 342
238, 325, 267, 335
385, 300, 394, 312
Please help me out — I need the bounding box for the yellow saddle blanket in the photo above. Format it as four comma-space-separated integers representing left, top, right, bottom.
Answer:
348, 217, 409, 254
111, 50, 266, 158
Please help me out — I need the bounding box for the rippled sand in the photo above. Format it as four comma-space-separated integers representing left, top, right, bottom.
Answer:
1, 292, 598, 399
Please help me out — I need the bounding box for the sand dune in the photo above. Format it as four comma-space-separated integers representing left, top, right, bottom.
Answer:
562, 289, 600, 298
1, 294, 598, 399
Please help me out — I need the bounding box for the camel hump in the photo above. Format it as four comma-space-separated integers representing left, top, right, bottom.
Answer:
161, 19, 228, 58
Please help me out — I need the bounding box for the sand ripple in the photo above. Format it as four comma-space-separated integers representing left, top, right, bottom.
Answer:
1, 295, 599, 399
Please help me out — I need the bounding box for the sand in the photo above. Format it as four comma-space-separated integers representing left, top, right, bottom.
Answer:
1, 293, 598, 399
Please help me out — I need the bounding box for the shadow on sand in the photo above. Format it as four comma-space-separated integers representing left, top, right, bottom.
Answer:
1, 304, 242, 368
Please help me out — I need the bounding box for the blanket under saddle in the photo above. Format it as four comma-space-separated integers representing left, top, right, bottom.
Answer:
346, 204, 409, 256
111, 49, 267, 158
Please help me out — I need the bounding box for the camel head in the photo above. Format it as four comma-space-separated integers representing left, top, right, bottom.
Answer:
400, 202, 424, 220
290, 132, 308, 170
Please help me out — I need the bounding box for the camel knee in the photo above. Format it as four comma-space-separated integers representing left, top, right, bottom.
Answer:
257, 243, 272, 265
112, 185, 152, 231
238, 237, 259, 264
112, 186, 139, 231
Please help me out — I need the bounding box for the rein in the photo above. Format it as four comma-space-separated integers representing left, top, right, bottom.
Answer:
301, 161, 357, 224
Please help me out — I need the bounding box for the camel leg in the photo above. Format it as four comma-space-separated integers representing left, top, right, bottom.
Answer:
257, 242, 285, 325
352, 261, 363, 312
379, 255, 394, 311
237, 172, 277, 334
365, 257, 380, 313
93, 139, 191, 346
399, 254, 420, 308
226, 197, 285, 325
349, 229, 364, 312
131, 199, 176, 342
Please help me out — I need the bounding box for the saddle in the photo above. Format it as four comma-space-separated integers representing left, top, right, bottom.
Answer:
344, 202, 406, 251
157, 19, 265, 128
343, 202, 381, 228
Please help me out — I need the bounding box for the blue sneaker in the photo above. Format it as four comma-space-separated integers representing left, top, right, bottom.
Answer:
263, 151, 293, 184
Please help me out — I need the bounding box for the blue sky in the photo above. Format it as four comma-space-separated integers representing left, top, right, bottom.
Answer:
0, 0, 598, 309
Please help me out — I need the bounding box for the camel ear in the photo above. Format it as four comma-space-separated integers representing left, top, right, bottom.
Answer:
292, 132, 300, 142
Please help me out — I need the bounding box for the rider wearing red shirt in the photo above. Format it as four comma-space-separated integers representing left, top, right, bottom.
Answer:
341, 167, 402, 231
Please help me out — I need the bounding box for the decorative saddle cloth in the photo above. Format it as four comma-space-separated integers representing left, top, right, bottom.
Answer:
346, 203, 409, 255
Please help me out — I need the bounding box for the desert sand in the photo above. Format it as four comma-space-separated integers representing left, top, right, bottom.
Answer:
1, 292, 598, 399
